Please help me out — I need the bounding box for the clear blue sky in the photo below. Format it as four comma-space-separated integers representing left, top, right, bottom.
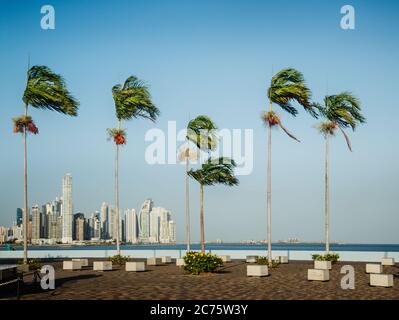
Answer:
0, 0, 398, 243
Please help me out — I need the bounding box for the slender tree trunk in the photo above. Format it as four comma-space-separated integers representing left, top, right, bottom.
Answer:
267, 101, 272, 265
324, 135, 330, 254
23, 104, 28, 264
200, 184, 205, 254
115, 119, 121, 255
185, 158, 191, 252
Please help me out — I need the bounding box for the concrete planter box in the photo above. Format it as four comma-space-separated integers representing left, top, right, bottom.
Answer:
63, 261, 82, 271
381, 258, 395, 266
176, 258, 186, 267
307, 269, 329, 281
219, 255, 231, 263
370, 274, 394, 287
247, 265, 269, 277
314, 260, 332, 270
125, 262, 145, 272
279, 256, 289, 264
246, 256, 258, 263
161, 256, 172, 263
72, 258, 89, 267
93, 261, 112, 271
366, 263, 383, 274
147, 257, 162, 266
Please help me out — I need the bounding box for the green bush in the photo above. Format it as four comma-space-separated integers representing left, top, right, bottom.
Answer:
312, 253, 340, 263
257, 256, 279, 268
183, 251, 223, 275
108, 254, 129, 266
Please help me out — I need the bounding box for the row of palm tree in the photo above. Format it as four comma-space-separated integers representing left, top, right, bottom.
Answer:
14, 64, 364, 266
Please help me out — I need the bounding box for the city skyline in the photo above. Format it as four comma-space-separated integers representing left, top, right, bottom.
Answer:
0, 0, 398, 244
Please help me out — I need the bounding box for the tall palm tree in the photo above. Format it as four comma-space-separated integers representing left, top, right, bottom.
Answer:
263, 68, 315, 265
179, 116, 218, 252
188, 157, 239, 253
13, 65, 79, 264
108, 76, 159, 255
314, 92, 365, 253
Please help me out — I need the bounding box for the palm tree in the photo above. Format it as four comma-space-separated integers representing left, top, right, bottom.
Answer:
179, 116, 218, 252
263, 68, 315, 265
188, 157, 239, 253
314, 92, 365, 253
108, 76, 159, 255
13, 65, 79, 264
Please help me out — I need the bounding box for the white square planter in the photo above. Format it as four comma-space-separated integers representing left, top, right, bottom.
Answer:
125, 262, 145, 272
279, 256, 289, 264
366, 263, 383, 274
176, 258, 186, 266
93, 261, 112, 271
72, 258, 89, 267
381, 258, 395, 266
246, 256, 258, 263
370, 274, 394, 287
63, 261, 82, 271
247, 265, 269, 277
161, 256, 172, 263
307, 269, 329, 281
219, 255, 231, 263
314, 260, 332, 270
147, 257, 162, 266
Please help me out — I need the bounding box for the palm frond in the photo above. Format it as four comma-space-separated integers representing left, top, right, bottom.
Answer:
188, 157, 239, 187
337, 125, 352, 151
113, 75, 159, 122
278, 121, 300, 142
23, 65, 79, 116
187, 115, 218, 152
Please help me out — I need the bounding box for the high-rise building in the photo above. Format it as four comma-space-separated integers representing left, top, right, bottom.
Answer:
139, 199, 153, 242
31, 205, 41, 241
73, 213, 85, 241
16, 208, 23, 227
149, 207, 164, 243
108, 207, 118, 240
125, 209, 138, 243
168, 220, 176, 243
62, 174, 73, 243
100, 202, 109, 240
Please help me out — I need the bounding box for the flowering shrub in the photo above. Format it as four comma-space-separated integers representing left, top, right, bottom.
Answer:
13, 115, 39, 135
183, 251, 223, 275
108, 254, 129, 265
257, 256, 279, 268
312, 253, 340, 263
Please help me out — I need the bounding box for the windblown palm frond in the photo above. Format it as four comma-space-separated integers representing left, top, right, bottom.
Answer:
23, 65, 79, 116
188, 157, 239, 187
112, 76, 159, 121
187, 115, 218, 151
267, 68, 316, 117
261, 111, 300, 142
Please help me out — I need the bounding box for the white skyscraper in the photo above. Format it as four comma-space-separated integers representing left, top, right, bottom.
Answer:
61, 174, 73, 243
125, 209, 138, 243
139, 199, 152, 242
149, 207, 162, 243
31, 205, 41, 241
100, 202, 109, 239
160, 210, 171, 243
168, 220, 176, 243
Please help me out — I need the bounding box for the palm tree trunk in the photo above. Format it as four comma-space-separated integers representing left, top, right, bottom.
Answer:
200, 184, 205, 254
324, 135, 330, 254
23, 104, 28, 264
115, 120, 121, 255
185, 158, 191, 252
267, 101, 272, 265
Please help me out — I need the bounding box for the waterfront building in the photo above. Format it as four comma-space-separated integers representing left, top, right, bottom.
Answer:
31, 205, 41, 241
100, 202, 109, 239
125, 209, 138, 243
16, 208, 23, 226
139, 199, 153, 242
61, 174, 73, 243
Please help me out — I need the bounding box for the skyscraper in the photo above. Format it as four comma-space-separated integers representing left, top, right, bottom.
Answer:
149, 207, 163, 243
31, 205, 41, 241
16, 208, 23, 227
62, 174, 73, 243
160, 210, 172, 243
73, 213, 85, 241
168, 220, 176, 243
109, 206, 118, 240
100, 202, 109, 240
125, 209, 138, 244
139, 199, 153, 242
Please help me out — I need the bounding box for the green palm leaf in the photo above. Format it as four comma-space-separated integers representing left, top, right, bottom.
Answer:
187, 115, 218, 152
112, 76, 159, 121
23, 65, 79, 116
